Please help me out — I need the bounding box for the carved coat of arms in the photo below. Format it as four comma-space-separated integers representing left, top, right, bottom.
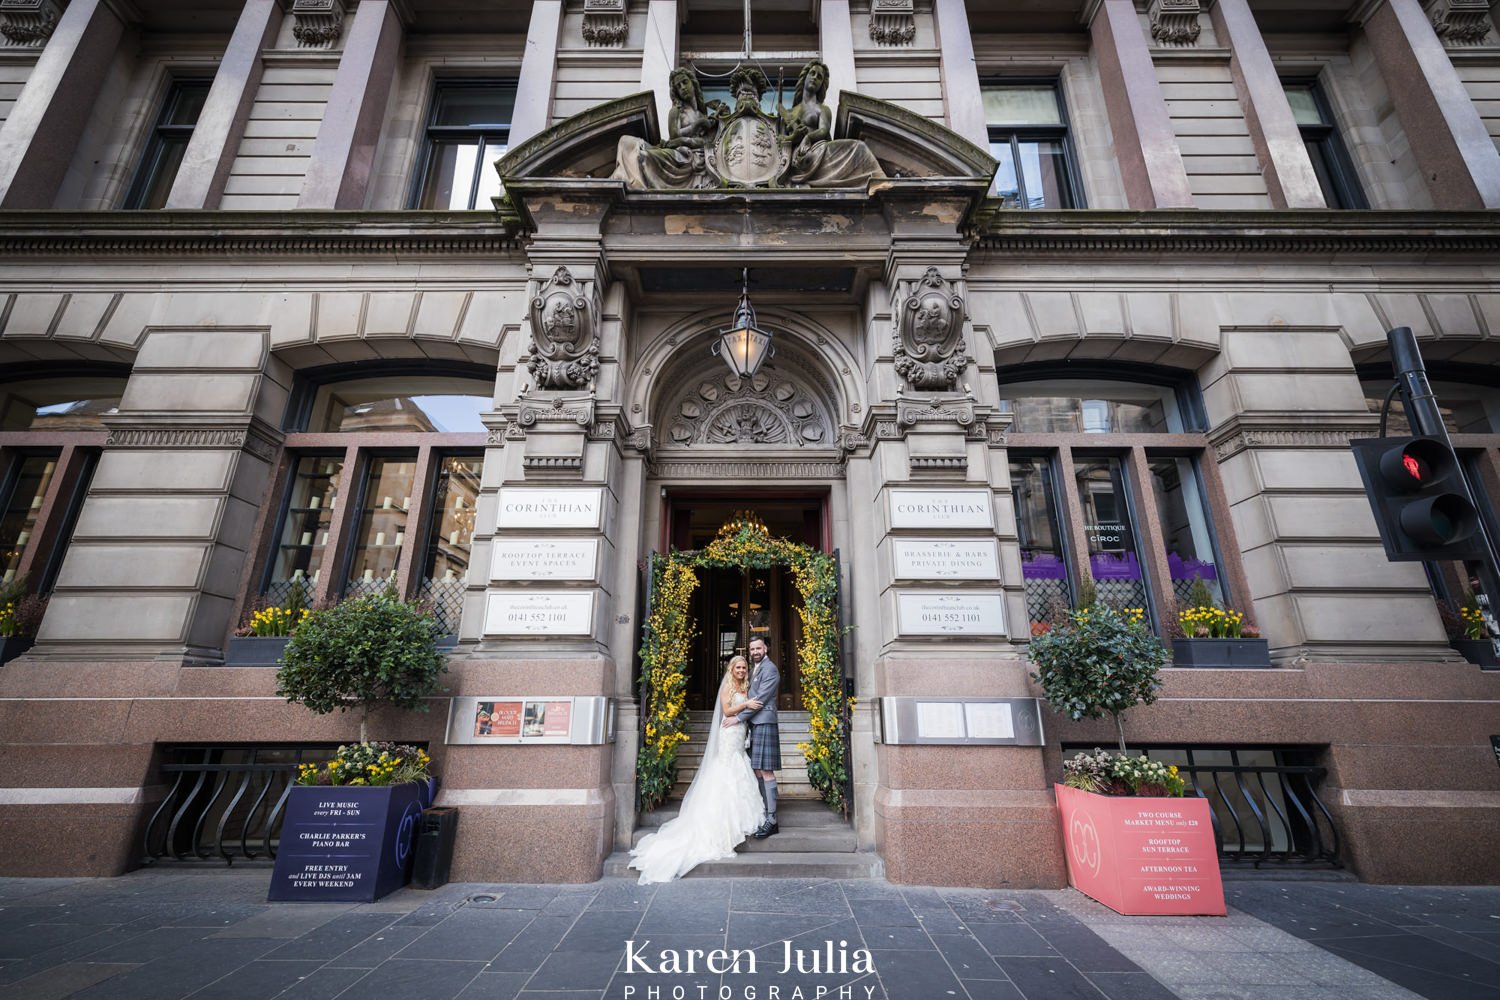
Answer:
705, 101, 791, 188
527, 267, 600, 390
893, 267, 968, 391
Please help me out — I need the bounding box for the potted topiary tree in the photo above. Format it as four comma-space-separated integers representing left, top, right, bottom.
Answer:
1030, 601, 1224, 916
268, 593, 449, 902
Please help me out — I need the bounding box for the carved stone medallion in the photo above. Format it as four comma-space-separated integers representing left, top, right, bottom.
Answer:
526, 267, 600, 390
662, 371, 831, 448
892, 267, 968, 391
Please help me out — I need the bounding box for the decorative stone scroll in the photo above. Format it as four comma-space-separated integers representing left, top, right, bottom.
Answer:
1148, 0, 1202, 46
1426, 0, 1493, 44
291, 0, 346, 48
612, 61, 885, 190
893, 267, 968, 391
526, 267, 599, 390
869, 0, 916, 46
581, 0, 628, 46
0, 0, 63, 47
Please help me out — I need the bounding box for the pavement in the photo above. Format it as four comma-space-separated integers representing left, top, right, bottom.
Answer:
0, 871, 1497, 1000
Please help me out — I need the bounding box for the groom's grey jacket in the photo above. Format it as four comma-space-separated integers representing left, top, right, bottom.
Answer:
743, 657, 780, 728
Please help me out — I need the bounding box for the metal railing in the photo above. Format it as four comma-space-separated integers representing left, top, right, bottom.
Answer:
142, 745, 338, 866
1065, 745, 1343, 868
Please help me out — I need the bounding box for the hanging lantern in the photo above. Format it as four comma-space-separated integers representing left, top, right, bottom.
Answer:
712, 268, 774, 378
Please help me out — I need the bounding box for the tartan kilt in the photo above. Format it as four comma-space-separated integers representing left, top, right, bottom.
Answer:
747, 722, 782, 771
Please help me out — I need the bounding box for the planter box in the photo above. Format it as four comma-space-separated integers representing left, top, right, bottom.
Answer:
1171, 637, 1271, 669
226, 636, 291, 666
0, 636, 34, 666
1055, 784, 1226, 916
1452, 638, 1499, 668
268, 782, 424, 902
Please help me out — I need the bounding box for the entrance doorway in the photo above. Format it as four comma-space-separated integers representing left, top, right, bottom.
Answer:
664, 496, 826, 711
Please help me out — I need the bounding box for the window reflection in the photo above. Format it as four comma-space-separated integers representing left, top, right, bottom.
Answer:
267, 456, 343, 603
0, 378, 126, 432
1, 456, 57, 586
1360, 380, 1499, 436
1000, 380, 1182, 434
307, 377, 491, 433
344, 456, 418, 599
1149, 456, 1224, 608
1011, 456, 1072, 633
1075, 456, 1149, 613
420, 455, 484, 634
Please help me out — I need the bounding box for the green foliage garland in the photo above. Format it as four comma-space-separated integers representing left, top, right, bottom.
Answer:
637, 517, 851, 813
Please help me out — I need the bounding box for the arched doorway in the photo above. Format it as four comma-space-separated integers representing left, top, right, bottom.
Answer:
636, 514, 851, 816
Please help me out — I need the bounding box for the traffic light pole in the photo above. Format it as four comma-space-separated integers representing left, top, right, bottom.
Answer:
1386, 326, 1500, 626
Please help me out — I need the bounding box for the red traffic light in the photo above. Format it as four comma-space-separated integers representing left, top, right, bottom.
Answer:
1350, 435, 1484, 562
1376, 438, 1456, 494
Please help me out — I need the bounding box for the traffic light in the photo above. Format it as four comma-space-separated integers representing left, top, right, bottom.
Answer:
1349, 436, 1485, 561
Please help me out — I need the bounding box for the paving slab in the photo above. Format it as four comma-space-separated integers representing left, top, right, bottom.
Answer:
0, 872, 1494, 998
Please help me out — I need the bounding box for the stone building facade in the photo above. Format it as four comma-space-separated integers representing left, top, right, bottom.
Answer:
0, 0, 1498, 887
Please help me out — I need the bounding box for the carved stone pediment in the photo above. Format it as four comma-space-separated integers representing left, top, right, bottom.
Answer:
893, 267, 968, 391
526, 267, 600, 390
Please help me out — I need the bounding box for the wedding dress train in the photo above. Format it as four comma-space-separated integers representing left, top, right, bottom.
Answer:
629, 684, 765, 884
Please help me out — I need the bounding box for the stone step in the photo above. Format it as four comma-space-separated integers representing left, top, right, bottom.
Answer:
640, 799, 847, 829
631, 825, 856, 853
604, 850, 880, 880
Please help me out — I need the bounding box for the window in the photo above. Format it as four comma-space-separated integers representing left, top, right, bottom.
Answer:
254, 369, 492, 635
1003, 369, 1247, 636
981, 82, 1082, 208
412, 81, 516, 210
123, 79, 212, 210
1283, 81, 1367, 209
0, 374, 120, 599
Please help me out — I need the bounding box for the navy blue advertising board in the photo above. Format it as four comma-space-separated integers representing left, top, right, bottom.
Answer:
268, 782, 423, 902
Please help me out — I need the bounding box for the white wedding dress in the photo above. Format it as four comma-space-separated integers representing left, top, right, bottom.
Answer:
629, 681, 766, 884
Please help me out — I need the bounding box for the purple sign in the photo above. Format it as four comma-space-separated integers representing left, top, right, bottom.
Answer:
1089, 552, 1142, 581
1168, 554, 1218, 581
1021, 552, 1068, 580
268, 782, 422, 902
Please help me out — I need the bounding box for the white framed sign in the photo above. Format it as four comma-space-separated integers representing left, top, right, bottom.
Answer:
892, 538, 1000, 581
484, 591, 595, 636
495, 488, 604, 530
887, 489, 993, 530
896, 591, 1006, 636
490, 539, 600, 582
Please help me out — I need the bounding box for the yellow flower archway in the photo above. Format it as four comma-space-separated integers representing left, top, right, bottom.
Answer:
637, 514, 852, 814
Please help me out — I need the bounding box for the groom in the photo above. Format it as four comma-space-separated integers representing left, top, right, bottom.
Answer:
743, 635, 781, 838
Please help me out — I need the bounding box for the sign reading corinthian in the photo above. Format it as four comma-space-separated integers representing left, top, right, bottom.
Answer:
613, 62, 886, 190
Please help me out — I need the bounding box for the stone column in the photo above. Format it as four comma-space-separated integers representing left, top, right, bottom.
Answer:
508, 0, 564, 146
1212, 0, 1326, 208
1086, 0, 1194, 208
164, 0, 282, 209
931, 0, 988, 148
849, 191, 1061, 888
639, 0, 678, 136
297, 0, 402, 209
1200, 327, 1455, 662
1357, 0, 1500, 208
440, 192, 627, 882
819, 0, 857, 128
32, 330, 287, 664
0, 0, 125, 208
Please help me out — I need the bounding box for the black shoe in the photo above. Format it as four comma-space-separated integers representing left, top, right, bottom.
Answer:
751, 822, 779, 839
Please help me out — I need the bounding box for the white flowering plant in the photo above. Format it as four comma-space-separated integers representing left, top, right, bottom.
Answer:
1062, 747, 1186, 797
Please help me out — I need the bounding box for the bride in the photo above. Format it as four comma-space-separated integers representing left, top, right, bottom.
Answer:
629, 655, 766, 883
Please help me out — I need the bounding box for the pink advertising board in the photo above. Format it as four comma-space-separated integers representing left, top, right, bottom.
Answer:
1055, 784, 1226, 916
